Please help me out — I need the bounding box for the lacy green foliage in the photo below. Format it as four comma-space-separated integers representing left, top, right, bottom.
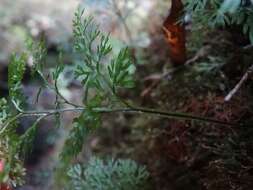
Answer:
185, 0, 222, 25
0, 98, 25, 187
185, 0, 253, 43
0, 99, 10, 125
26, 38, 47, 74
73, 9, 111, 90
0, 138, 26, 187
220, 0, 241, 13
0, 31, 46, 188
1, 53, 28, 187
19, 119, 39, 157
108, 48, 135, 91
60, 107, 101, 164
68, 157, 150, 190
8, 54, 26, 108
73, 8, 134, 97
59, 8, 134, 166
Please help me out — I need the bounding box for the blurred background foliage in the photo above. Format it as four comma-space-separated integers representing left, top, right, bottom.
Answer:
0, 0, 170, 65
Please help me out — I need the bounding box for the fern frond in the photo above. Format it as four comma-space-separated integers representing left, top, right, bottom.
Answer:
108, 48, 135, 92
68, 157, 150, 190
26, 37, 47, 74
60, 108, 101, 164
8, 53, 27, 109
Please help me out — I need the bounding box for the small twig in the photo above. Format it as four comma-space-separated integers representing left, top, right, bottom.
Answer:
55, 77, 80, 107
38, 69, 80, 107
185, 45, 211, 65
141, 45, 211, 96
243, 44, 253, 50
224, 64, 253, 102
163, 45, 211, 78
155, 45, 211, 80
11, 99, 24, 112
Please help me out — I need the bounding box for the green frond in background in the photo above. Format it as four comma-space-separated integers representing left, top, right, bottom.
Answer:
26, 37, 47, 74
219, 0, 241, 13
185, 0, 253, 43
68, 157, 150, 190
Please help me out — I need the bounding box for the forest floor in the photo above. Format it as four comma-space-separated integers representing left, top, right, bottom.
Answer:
89, 29, 253, 190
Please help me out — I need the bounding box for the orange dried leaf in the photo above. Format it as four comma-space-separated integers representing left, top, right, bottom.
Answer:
163, 0, 186, 65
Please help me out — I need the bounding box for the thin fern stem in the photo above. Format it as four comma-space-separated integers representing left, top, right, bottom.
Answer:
0, 113, 23, 134
1, 105, 238, 134
54, 77, 81, 107
37, 69, 80, 107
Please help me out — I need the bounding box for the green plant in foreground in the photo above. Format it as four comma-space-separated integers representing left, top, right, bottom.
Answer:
0, 7, 241, 188
0, 99, 26, 187
68, 157, 150, 190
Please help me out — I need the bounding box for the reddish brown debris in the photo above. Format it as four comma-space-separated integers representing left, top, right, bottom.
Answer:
163, 0, 186, 65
